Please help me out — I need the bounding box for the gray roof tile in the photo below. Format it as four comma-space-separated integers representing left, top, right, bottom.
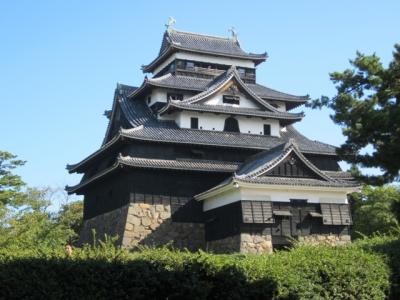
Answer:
66, 155, 240, 193
162, 102, 304, 122
235, 176, 360, 188
119, 155, 240, 172
144, 29, 267, 72
137, 73, 307, 105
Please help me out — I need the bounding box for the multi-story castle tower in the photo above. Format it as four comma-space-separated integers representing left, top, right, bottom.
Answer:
67, 24, 358, 253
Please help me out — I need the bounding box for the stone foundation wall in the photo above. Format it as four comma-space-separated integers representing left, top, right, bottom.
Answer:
207, 233, 273, 254
122, 203, 205, 251
298, 234, 351, 246
240, 233, 273, 254
206, 235, 241, 253
78, 205, 129, 245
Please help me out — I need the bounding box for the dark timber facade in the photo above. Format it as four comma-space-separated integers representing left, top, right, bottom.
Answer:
67, 25, 359, 253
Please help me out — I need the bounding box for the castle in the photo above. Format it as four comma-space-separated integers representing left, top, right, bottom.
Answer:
67, 23, 359, 253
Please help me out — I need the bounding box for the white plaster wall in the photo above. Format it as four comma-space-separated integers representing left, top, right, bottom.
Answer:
269, 101, 286, 112
147, 88, 194, 106
203, 188, 242, 211
203, 186, 349, 211
171, 111, 280, 136
240, 187, 348, 204
204, 89, 259, 109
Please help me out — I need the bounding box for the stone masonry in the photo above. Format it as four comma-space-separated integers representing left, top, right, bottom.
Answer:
122, 202, 205, 251
240, 233, 273, 254
79, 201, 205, 251
207, 233, 273, 254
78, 205, 129, 245
298, 234, 351, 246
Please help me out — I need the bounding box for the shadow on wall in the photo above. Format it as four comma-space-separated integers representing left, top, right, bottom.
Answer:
0, 258, 280, 299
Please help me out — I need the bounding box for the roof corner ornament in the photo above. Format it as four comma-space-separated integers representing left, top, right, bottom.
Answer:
228, 26, 238, 42
165, 17, 176, 32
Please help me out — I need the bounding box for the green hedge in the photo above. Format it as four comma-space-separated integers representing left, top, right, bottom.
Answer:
0, 236, 398, 300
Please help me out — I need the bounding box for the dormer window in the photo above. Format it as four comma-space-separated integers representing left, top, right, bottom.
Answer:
223, 95, 240, 105
167, 93, 183, 101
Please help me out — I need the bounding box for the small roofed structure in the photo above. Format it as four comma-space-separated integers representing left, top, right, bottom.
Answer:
66, 23, 359, 253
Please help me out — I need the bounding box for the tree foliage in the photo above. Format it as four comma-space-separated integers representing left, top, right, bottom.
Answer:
350, 185, 400, 238
308, 44, 400, 184
0, 150, 83, 250
0, 151, 26, 218
56, 200, 84, 243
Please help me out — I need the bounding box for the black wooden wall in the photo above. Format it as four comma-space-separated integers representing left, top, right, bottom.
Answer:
83, 167, 227, 220
203, 201, 349, 243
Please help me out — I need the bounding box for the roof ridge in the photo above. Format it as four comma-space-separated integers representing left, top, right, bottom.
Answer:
168, 28, 234, 42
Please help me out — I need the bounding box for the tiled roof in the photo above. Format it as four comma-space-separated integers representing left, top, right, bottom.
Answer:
160, 102, 304, 122
120, 125, 337, 155
147, 73, 209, 91
66, 155, 240, 194
236, 140, 334, 181
67, 124, 338, 174
246, 83, 309, 102
167, 29, 266, 58
176, 67, 280, 113
195, 142, 359, 200
323, 171, 354, 180
119, 156, 240, 172
234, 140, 359, 188
235, 176, 360, 188
102, 84, 138, 145
143, 29, 267, 72
130, 73, 308, 107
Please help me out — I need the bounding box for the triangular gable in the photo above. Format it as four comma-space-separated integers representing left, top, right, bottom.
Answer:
202, 79, 263, 109
180, 67, 280, 112
263, 152, 323, 179
237, 140, 335, 182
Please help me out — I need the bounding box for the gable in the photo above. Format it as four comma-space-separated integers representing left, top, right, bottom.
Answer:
262, 152, 326, 180
203, 80, 264, 109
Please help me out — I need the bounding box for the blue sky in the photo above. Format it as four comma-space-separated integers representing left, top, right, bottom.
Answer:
1, 1, 399, 201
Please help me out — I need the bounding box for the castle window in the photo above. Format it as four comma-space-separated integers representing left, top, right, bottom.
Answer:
237, 67, 246, 77
167, 93, 183, 101
186, 61, 195, 70
223, 95, 240, 105
264, 124, 271, 135
246, 69, 255, 78
190, 117, 199, 129
224, 117, 240, 132
147, 96, 151, 104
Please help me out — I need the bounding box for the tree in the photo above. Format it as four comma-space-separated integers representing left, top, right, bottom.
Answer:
308, 44, 400, 184
0, 151, 26, 219
350, 185, 400, 238
0, 187, 75, 250
0, 150, 83, 250
56, 200, 84, 243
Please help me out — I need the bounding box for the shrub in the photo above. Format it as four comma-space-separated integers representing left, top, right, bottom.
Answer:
0, 236, 396, 299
